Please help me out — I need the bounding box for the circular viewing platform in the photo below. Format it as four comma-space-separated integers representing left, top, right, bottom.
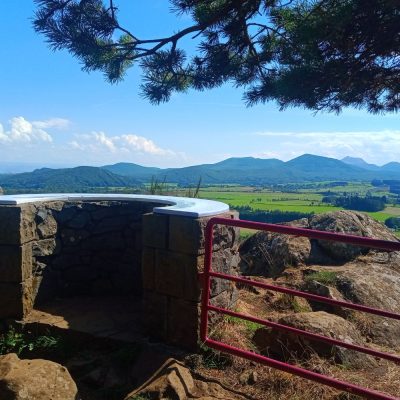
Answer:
0, 193, 229, 218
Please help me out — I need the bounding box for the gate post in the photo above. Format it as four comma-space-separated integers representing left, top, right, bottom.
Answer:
142, 211, 240, 349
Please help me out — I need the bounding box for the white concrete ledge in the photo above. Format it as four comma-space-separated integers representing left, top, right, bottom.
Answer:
0, 193, 229, 218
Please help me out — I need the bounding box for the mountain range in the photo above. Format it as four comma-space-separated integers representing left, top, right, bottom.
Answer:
0, 154, 399, 191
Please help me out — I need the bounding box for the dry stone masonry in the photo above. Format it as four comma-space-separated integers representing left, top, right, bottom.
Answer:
0, 195, 238, 349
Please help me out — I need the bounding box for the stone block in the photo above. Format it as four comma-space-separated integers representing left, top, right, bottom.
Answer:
0, 207, 22, 245
0, 278, 33, 319
0, 244, 32, 283
143, 290, 168, 340
32, 238, 59, 257
142, 247, 155, 290
154, 250, 201, 301
168, 212, 239, 255
36, 213, 58, 239
142, 213, 169, 249
209, 247, 240, 297
168, 297, 200, 349
20, 205, 38, 244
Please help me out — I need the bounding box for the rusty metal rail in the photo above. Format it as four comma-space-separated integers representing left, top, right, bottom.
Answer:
200, 217, 400, 400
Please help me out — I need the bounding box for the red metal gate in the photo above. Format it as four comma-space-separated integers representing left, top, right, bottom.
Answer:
200, 217, 400, 400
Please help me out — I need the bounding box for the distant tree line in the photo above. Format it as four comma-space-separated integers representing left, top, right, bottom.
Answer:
385, 217, 400, 230
372, 179, 400, 195
232, 205, 313, 224
322, 194, 387, 212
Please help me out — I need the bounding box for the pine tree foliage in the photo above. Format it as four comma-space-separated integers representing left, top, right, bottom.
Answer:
34, 0, 400, 113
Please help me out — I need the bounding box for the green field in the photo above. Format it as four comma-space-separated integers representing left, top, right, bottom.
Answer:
199, 183, 400, 226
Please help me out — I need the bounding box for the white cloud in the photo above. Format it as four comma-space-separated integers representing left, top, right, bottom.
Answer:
69, 131, 178, 158
0, 117, 53, 143
253, 130, 400, 164
119, 134, 174, 156
32, 118, 71, 130
92, 131, 117, 152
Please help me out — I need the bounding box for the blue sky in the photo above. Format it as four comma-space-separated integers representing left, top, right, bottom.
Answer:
0, 0, 399, 172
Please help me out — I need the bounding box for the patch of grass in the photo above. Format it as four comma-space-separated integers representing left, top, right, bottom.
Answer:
239, 227, 256, 240
273, 294, 311, 313
224, 315, 263, 333
0, 327, 61, 356
199, 345, 232, 370
305, 270, 338, 285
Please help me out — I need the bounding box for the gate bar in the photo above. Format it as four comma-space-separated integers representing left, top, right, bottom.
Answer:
200, 217, 400, 400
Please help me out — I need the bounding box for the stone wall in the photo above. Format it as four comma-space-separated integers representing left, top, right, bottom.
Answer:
0, 200, 162, 317
0, 199, 240, 350
142, 211, 240, 349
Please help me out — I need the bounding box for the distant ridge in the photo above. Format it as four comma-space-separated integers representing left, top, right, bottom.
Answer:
0, 154, 399, 191
341, 156, 381, 171
0, 166, 137, 191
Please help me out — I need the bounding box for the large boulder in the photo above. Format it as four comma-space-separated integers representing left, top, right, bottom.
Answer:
253, 311, 373, 368
239, 211, 399, 275
0, 353, 78, 400
239, 231, 311, 277
309, 211, 399, 263
336, 260, 400, 349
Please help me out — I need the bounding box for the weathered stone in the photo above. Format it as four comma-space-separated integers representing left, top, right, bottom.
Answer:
154, 249, 201, 301
0, 353, 78, 400
60, 229, 89, 246
62, 265, 98, 282
0, 279, 33, 319
0, 208, 20, 244
169, 212, 239, 255
143, 290, 168, 339
336, 260, 400, 348
0, 245, 32, 282
142, 213, 169, 249
168, 297, 200, 348
239, 231, 310, 277
31, 238, 59, 257
253, 311, 373, 368
302, 278, 349, 317
309, 211, 399, 263
126, 358, 246, 400
91, 215, 130, 234
36, 213, 57, 239
19, 205, 37, 244
142, 247, 155, 290
82, 232, 125, 250
65, 211, 91, 229
54, 205, 77, 223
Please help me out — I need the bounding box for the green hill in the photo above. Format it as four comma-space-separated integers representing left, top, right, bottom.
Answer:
0, 166, 137, 191
1, 155, 399, 192
101, 162, 161, 178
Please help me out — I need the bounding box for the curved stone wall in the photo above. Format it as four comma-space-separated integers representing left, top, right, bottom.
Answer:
0, 194, 239, 349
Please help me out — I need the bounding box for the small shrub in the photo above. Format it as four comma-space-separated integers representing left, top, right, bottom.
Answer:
305, 271, 337, 285
0, 327, 60, 356
199, 345, 232, 370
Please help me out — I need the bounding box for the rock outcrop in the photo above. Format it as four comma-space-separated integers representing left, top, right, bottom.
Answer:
239, 210, 399, 275
0, 353, 78, 400
253, 312, 373, 368
125, 358, 247, 400
239, 232, 311, 277
309, 211, 398, 263
240, 210, 400, 366
336, 260, 400, 348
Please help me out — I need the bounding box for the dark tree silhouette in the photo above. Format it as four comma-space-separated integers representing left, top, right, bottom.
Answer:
34, 0, 400, 112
